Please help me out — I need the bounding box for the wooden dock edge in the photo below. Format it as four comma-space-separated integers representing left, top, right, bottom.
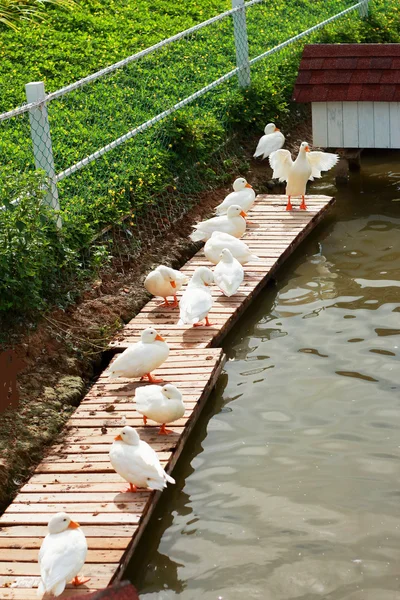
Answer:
112, 351, 226, 584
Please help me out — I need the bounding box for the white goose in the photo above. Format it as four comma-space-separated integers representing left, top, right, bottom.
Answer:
190, 204, 246, 242
109, 426, 175, 492
178, 266, 214, 327
135, 383, 185, 434
204, 231, 260, 265
144, 265, 188, 307
269, 141, 339, 211
254, 123, 285, 159
105, 328, 169, 383
214, 178, 255, 215
38, 513, 88, 598
214, 249, 244, 297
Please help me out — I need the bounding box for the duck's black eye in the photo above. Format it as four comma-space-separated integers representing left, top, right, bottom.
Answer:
63, 518, 67, 522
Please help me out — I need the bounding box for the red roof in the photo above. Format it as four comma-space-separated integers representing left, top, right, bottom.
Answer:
293, 44, 400, 103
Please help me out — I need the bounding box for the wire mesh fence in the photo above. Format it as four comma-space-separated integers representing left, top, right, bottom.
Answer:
0, 0, 371, 311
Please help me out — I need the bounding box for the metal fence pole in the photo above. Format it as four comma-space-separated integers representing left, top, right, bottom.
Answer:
232, 0, 251, 88
25, 81, 61, 228
358, 0, 369, 17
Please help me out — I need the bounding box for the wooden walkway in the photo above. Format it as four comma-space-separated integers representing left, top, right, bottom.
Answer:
0, 194, 334, 599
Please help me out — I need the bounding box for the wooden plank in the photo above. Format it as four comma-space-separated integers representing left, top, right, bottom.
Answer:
358, 101, 374, 148
311, 102, 328, 146
342, 101, 359, 147
373, 102, 390, 148
389, 102, 400, 148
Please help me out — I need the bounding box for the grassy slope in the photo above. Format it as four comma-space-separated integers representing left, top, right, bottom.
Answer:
0, 0, 229, 110
0, 0, 399, 316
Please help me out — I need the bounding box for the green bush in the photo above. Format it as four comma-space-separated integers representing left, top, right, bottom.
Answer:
0, 171, 78, 314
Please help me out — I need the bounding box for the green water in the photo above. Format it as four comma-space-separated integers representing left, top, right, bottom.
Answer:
130, 151, 400, 600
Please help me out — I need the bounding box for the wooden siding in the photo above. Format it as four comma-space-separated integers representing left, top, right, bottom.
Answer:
312, 101, 400, 148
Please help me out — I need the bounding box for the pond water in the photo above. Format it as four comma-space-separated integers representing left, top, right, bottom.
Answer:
130, 151, 400, 600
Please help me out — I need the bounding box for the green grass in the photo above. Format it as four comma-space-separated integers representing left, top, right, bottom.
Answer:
0, 0, 399, 317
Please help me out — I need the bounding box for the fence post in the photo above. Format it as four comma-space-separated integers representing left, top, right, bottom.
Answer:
358, 0, 369, 17
232, 0, 251, 88
25, 81, 61, 228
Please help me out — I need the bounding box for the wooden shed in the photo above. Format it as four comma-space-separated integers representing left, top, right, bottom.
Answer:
293, 44, 400, 149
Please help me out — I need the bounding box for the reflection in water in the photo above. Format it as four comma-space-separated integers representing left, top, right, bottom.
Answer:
131, 151, 400, 600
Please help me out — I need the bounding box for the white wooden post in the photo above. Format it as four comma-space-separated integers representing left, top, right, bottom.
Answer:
358, 0, 369, 18
232, 0, 251, 88
25, 81, 61, 228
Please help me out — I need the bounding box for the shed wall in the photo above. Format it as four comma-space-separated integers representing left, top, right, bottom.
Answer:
312, 102, 400, 148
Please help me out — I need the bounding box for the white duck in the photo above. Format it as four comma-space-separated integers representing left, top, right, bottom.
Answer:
269, 141, 339, 211
105, 327, 169, 383
214, 178, 255, 215
109, 426, 175, 492
178, 266, 214, 327
38, 512, 88, 598
135, 383, 185, 434
204, 231, 260, 265
190, 204, 246, 242
254, 123, 285, 159
214, 249, 244, 297
144, 265, 188, 307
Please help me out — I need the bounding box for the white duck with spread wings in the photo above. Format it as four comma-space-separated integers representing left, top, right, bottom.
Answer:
254, 123, 285, 159
269, 141, 339, 211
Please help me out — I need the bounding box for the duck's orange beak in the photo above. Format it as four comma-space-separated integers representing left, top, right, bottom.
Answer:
245, 183, 253, 189
305, 145, 310, 152
114, 434, 123, 441
240, 210, 247, 218
68, 520, 80, 529
155, 334, 165, 341
274, 127, 280, 132
170, 280, 176, 289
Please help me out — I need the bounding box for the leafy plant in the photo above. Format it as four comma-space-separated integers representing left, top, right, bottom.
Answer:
0, 171, 78, 315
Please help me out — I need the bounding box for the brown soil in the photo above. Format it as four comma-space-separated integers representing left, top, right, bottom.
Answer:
0, 112, 312, 511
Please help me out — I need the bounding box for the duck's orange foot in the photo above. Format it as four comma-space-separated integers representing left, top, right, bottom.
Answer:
158, 298, 171, 307
143, 415, 148, 425
205, 316, 214, 327
122, 483, 138, 493
158, 424, 174, 435
72, 576, 91, 586
140, 373, 163, 383
299, 196, 307, 210
286, 196, 293, 211
171, 295, 179, 308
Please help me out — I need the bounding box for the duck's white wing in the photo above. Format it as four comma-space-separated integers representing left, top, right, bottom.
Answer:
139, 440, 175, 484
179, 288, 213, 324
106, 344, 142, 376
254, 132, 285, 159
39, 533, 86, 594
307, 151, 339, 178
214, 262, 244, 297
269, 149, 293, 182
135, 385, 161, 411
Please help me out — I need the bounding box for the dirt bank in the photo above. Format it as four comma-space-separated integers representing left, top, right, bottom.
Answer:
0, 113, 312, 511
